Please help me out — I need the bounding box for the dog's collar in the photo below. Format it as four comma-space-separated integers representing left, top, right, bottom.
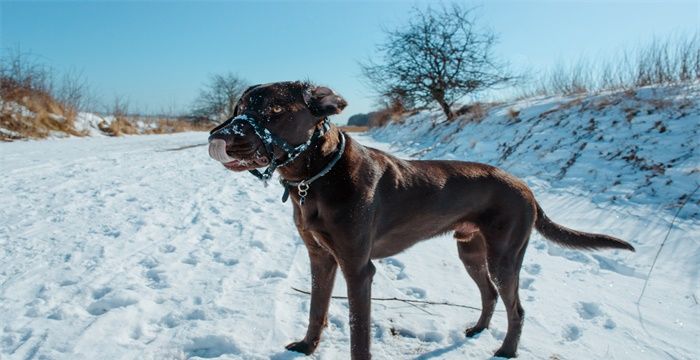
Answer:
279, 132, 346, 205
222, 114, 331, 182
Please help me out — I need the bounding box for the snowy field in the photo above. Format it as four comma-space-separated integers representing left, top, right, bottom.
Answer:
1, 128, 698, 359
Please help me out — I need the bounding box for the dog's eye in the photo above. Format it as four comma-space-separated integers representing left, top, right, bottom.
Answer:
271, 105, 283, 114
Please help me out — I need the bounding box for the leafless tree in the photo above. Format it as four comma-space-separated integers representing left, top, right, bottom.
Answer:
191, 73, 248, 121
0, 47, 53, 99
55, 68, 95, 114
361, 4, 514, 120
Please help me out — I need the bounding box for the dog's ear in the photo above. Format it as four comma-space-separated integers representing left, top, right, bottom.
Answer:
304, 85, 347, 117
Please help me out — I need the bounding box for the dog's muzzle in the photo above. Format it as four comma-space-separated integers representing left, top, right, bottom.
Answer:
209, 114, 330, 181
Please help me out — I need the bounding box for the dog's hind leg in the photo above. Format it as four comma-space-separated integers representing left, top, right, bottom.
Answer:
485, 221, 531, 359
455, 229, 498, 337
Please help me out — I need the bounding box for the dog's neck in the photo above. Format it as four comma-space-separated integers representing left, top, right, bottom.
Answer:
276, 126, 343, 182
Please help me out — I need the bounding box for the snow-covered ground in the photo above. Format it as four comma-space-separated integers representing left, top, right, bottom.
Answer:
1, 111, 698, 357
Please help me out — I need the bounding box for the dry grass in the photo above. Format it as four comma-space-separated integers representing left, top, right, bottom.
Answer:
1, 78, 213, 140
518, 33, 700, 99
454, 102, 491, 125
339, 125, 369, 133
507, 107, 520, 121
99, 115, 214, 137
145, 118, 213, 134
0, 83, 85, 140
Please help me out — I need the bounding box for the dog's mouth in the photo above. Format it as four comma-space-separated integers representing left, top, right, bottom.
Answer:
209, 139, 269, 172
222, 157, 269, 171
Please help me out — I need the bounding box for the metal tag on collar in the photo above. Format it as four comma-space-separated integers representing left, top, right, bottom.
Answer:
297, 181, 309, 205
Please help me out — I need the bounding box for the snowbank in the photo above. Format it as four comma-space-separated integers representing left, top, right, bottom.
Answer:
371, 84, 700, 219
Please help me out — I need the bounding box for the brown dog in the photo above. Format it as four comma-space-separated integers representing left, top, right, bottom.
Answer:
208, 81, 635, 359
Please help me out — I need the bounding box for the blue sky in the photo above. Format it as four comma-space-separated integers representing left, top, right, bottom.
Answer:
1, 0, 698, 123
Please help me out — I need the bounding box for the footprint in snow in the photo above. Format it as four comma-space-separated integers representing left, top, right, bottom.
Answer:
184, 335, 239, 359
59, 279, 78, 287
182, 253, 198, 266
92, 286, 112, 300
575, 301, 616, 329
1, 327, 33, 354
146, 269, 170, 289
562, 324, 582, 341
524, 263, 541, 275
186, 309, 207, 320
329, 314, 346, 334
212, 252, 238, 266
139, 256, 159, 269
575, 302, 602, 320
380, 258, 407, 280
159, 244, 176, 253
401, 286, 427, 299
389, 327, 444, 343
519, 277, 535, 290
249, 240, 266, 251
100, 225, 121, 238
161, 313, 181, 328
261, 270, 287, 279
86, 293, 138, 316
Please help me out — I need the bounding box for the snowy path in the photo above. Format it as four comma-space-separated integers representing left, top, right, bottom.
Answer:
1, 132, 698, 359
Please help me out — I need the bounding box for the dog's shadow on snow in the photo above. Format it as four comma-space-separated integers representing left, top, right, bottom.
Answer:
269, 351, 307, 360
267, 333, 507, 360
413, 332, 507, 360
414, 340, 467, 359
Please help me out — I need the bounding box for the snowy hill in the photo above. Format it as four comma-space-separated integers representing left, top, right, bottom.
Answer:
1, 85, 698, 359
372, 84, 699, 219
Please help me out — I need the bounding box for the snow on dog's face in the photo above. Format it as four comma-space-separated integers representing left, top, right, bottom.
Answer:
208, 81, 346, 172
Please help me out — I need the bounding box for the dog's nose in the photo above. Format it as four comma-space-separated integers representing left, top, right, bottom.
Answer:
208, 131, 227, 143
209, 119, 250, 143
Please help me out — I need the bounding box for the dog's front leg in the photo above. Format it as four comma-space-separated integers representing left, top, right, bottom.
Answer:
286, 231, 338, 355
342, 259, 376, 360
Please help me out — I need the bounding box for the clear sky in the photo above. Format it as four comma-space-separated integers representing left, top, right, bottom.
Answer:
1, 0, 698, 123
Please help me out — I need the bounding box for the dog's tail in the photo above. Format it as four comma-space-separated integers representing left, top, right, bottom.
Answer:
534, 202, 635, 251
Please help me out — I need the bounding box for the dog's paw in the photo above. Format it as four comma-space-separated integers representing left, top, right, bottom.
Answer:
493, 347, 517, 358
285, 340, 317, 355
464, 326, 486, 338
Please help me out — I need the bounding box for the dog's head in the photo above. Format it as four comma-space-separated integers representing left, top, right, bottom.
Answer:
208, 81, 347, 171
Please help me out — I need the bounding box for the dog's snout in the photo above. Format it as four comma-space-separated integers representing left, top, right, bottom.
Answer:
209, 120, 245, 142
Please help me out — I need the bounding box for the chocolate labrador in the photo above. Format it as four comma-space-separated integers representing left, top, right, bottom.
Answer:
208, 81, 634, 359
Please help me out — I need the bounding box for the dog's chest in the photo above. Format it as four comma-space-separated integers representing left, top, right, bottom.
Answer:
295, 202, 325, 232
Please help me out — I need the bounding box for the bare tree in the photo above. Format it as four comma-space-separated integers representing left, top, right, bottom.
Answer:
0, 47, 53, 99
55, 68, 95, 114
191, 73, 248, 121
361, 4, 514, 120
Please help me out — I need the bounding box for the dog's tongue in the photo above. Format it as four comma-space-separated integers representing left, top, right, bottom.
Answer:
209, 139, 270, 169
209, 139, 236, 163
